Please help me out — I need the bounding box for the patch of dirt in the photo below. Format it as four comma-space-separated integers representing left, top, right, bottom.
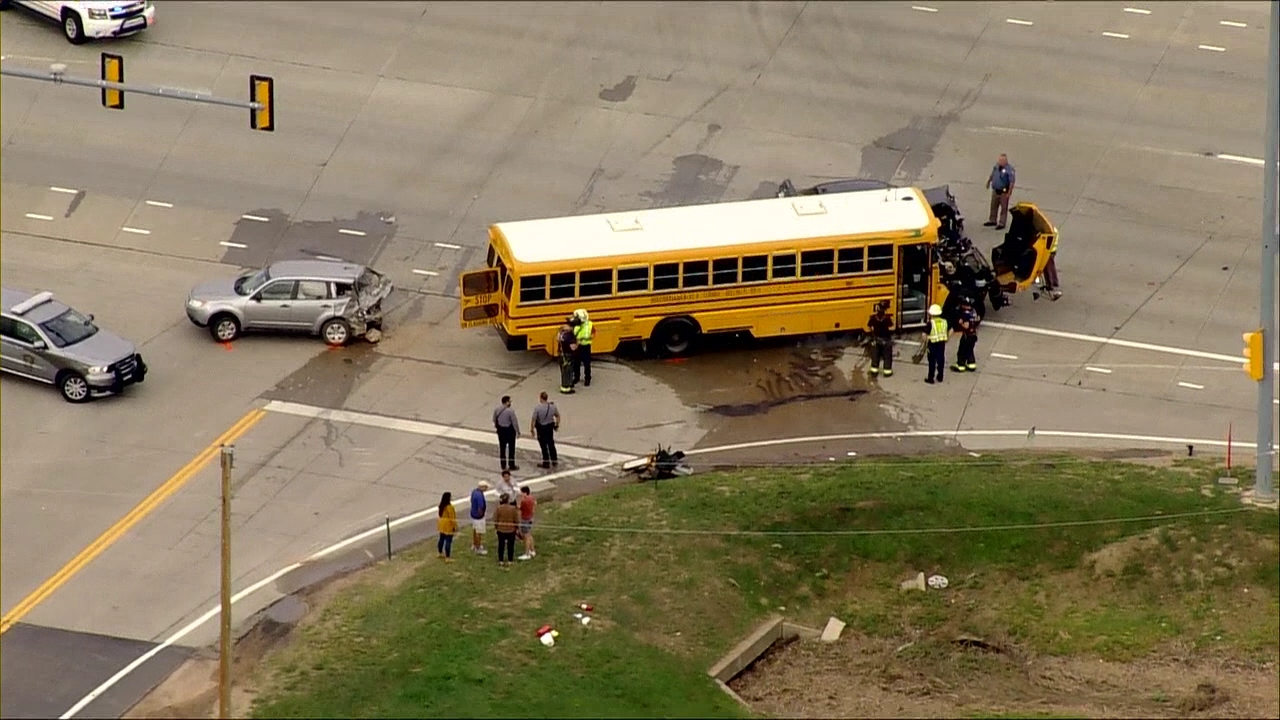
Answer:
124, 560, 417, 719
728, 633, 1278, 718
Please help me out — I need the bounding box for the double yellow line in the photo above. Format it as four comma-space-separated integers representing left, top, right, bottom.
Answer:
0, 408, 267, 635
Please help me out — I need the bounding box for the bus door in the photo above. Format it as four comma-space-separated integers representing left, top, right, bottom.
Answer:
458, 269, 502, 329
897, 243, 932, 329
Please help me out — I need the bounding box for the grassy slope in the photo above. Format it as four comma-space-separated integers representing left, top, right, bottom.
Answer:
249, 456, 1279, 719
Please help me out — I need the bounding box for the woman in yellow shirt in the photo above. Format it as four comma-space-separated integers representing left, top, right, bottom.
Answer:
437, 492, 458, 562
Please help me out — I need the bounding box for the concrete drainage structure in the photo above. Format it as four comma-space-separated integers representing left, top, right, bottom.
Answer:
707, 615, 823, 709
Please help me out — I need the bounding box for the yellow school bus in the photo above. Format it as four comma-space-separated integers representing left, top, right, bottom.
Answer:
458, 187, 1058, 357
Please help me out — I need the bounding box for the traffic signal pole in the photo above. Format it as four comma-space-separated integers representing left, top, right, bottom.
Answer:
1256, 0, 1278, 501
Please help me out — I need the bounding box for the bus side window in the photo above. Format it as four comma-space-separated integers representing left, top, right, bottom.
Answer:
682, 260, 709, 288
519, 275, 547, 303
653, 263, 680, 291
617, 266, 650, 293
867, 244, 894, 272
741, 255, 768, 283
800, 249, 835, 277
837, 247, 865, 275
579, 269, 614, 297
549, 272, 576, 300
771, 253, 797, 279
712, 258, 739, 286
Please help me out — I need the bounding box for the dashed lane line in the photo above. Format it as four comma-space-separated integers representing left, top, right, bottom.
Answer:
219, 241, 247, 249
337, 228, 366, 237
434, 242, 462, 250
411, 269, 438, 276
1177, 382, 1206, 390
49, 186, 78, 194
1217, 153, 1265, 166
1005, 18, 1034, 26
910, 5, 938, 12
240, 214, 270, 222
144, 200, 173, 208
24, 213, 53, 221
1123, 7, 1152, 15
120, 227, 151, 236
1219, 20, 1248, 28
1102, 31, 1130, 39
1198, 44, 1227, 52
1085, 366, 1113, 375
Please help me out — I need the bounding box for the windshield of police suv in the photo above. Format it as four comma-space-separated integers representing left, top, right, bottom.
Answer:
39, 309, 99, 348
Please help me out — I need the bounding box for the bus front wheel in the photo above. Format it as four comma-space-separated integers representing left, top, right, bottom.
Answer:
651, 318, 699, 357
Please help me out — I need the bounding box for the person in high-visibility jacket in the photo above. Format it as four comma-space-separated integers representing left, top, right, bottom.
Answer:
923, 304, 949, 385
571, 308, 595, 387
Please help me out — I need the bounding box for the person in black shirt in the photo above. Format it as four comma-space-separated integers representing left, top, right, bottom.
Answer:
866, 302, 895, 377
556, 322, 577, 394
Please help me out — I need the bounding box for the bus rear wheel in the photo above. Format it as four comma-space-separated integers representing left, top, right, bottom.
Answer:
651, 318, 699, 357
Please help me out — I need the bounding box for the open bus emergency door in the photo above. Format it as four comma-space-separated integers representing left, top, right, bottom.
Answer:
896, 243, 933, 330
458, 268, 502, 329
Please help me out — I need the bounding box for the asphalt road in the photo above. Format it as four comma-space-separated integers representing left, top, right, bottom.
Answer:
1, 1, 1276, 717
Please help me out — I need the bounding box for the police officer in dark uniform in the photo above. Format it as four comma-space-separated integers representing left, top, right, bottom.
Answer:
866, 302, 895, 377
953, 297, 981, 372
556, 321, 577, 394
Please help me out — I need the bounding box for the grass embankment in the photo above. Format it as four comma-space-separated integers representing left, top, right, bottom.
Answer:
248, 456, 1279, 718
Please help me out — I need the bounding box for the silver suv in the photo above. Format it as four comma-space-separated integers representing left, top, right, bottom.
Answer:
1, 287, 147, 403
185, 259, 393, 346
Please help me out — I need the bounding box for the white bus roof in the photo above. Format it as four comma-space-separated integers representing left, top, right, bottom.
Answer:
495, 187, 935, 265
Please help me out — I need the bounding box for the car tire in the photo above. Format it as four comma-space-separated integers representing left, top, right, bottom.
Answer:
62, 9, 87, 44
321, 318, 351, 347
209, 314, 241, 343
650, 317, 699, 358
57, 371, 92, 404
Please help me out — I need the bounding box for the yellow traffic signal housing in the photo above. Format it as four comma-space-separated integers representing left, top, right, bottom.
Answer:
250, 75, 274, 132
1243, 330, 1264, 381
101, 53, 124, 110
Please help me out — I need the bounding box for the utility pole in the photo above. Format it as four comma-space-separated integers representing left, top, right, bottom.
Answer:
1257, 0, 1279, 502
219, 445, 235, 720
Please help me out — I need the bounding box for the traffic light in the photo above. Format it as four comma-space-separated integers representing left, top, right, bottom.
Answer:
101, 53, 124, 110
249, 74, 274, 132
1243, 330, 1264, 381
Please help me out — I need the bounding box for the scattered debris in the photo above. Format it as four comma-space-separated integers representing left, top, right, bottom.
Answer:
952, 634, 1002, 653
927, 574, 949, 589
900, 572, 927, 592
820, 617, 846, 643
893, 640, 915, 654
536, 625, 560, 647
627, 445, 692, 481
577, 603, 594, 612
846, 451, 858, 457
1217, 476, 1239, 486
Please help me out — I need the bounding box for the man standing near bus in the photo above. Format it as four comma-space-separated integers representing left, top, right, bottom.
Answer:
571, 308, 595, 388
984, 153, 1016, 230
866, 302, 895, 377
924, 304, 949, 385
952, 298, 981, 373
557, 322, 577, 394
531, 391, 560, 469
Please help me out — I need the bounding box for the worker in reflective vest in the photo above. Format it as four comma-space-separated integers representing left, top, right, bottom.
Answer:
571, 309, 595, 388
924, 304, 949, 385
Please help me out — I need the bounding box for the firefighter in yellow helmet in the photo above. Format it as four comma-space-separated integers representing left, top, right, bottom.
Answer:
570, 309, 595, 387
923, 304, 949, 385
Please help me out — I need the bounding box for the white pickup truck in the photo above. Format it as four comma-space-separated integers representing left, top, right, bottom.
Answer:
0, 1, 155, 44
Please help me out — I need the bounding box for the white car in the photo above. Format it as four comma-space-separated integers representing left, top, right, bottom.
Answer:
1, 1, 155, 44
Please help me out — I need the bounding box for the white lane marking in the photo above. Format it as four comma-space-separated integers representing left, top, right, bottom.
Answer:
974, 126, 1046, 136
262, 400, 634, 464
990, 352, 1020, 360
337, 228, 366, 237
1102, 31, 1131, 39
1216, 153, 1265, 166
1219, 20, 1247, 28
1123, 7, 1152, 14
1198, 44, 1226, 52
58, 419, 1272, 720
1177, 381, 1205, 390
982, 321, 1247, 365
911, 5, 938, 12
314, 254, 342, 262
240, 214, 270, 222
24, 213, 54, 221
411, 269, 438, 276
1085, 366, 1113, 374
49, 186, 78, 194
434, 242, 462, 250
120, 227, 151, 236
1006, 18, 1034, 26
219, 241, 248, 249
144, 200, 173, 208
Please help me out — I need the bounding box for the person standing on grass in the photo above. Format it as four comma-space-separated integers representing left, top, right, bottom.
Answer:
437, 492, 458, 562
531, 391, 561, 469
495, 468, 516, 503
469, 480, 490, 555
494, 494, 520, 568
493, 395, 520, 471
517, 485, 537, 561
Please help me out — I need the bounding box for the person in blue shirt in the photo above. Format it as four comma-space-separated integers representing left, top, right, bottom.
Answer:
469, 480, 490, 555
984, 153, 1016, 230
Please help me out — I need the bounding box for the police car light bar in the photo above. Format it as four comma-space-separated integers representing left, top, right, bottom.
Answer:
9, 291, 55, 316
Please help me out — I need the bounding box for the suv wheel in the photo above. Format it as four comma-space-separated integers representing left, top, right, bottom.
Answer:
209, 314, 241, 343
321, 318, 351, 347
62, 9, 87, 44
58, 371, 92, 403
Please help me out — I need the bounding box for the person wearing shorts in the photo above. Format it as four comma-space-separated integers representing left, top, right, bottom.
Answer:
518, 485, 537, 561
469, 480, 490, 555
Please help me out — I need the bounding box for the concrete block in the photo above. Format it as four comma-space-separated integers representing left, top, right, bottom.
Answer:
708, 615, 783, 682
820, 617, 846, 643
